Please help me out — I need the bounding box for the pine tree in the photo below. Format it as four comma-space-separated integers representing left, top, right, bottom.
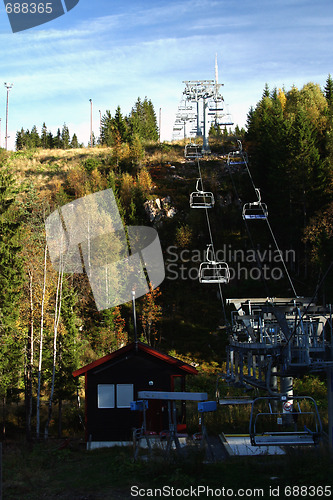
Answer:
30, 125, 40, 148
0, 166, 24, 437
70, 133, 79, 148
129, 97, 158, 141
324, 74, 333, 107
130, 133, 144, 168
88, 132, 96, 147
41, 123, 48, 148
114, 105, 128, 142
262, 83, 270, 98
47, 131, 54, 149
53, 128, 62, 149
15, 128, 25, 150
61, 123, 70, 149
100, 110, 115, 146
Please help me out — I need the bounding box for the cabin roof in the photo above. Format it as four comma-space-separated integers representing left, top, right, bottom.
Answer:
72, 341, 198, 377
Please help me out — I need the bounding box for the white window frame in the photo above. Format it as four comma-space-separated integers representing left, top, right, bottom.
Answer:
97, 384, 115, 408
116, 383, 134, 408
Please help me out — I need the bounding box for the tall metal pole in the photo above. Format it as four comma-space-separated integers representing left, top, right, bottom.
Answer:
99, 109, 101, 142
328, 304, 333, 455
159, 107, 161, 142
89, 98, 93, 147
132, 290, 138, 346
4, 83, 13, 151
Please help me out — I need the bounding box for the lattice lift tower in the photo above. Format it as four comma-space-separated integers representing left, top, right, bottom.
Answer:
173, 55, 233, 153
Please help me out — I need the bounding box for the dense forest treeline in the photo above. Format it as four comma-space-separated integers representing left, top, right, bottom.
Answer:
1, 77, 333, 440
245, 77, 333, 298
15, 96, 158, 150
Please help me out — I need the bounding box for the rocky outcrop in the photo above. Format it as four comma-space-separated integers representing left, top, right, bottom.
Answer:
144, 196, 177, 224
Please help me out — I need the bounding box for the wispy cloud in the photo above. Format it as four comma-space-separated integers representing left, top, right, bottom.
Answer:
1, 0, 333, 148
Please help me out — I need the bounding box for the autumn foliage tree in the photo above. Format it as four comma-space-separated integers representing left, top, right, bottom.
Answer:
140, 285, 162, 346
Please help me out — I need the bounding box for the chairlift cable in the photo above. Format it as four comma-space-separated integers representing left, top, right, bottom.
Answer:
240, 142, 298, 298
195, 156, 228, 324
226, 163, 271, 297
265, 217, 298, 298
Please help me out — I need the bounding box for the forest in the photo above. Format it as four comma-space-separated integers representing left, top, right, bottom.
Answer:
1, 77, 333, 447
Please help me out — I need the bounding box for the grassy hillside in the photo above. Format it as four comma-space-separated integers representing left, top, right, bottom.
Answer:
1, 141, 332, 498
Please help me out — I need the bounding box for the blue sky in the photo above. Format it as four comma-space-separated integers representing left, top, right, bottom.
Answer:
0, 0, 332, 149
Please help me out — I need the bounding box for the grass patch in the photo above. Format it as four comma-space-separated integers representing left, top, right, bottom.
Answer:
2, 440, 333, 499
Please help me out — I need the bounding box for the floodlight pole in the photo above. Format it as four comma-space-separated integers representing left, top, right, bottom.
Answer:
132, 290, 138, 347
159, 107, 161, 142
4, 83, 13, 151
89, 98, 93, 147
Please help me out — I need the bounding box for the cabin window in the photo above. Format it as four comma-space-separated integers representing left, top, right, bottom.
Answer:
97, 384, 115, 408
116, 384, 133, 408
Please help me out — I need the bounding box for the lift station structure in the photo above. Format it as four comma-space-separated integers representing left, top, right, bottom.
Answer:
173, 55, 233, 153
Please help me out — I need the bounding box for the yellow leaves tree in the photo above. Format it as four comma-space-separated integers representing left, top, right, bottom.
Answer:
140, 285, 162, 346
137, 167, 153, 196
277, 88, 287, 111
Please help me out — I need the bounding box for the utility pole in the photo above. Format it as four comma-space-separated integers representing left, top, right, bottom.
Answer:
159, 107, 161, 142
89, 98, 93, 147
99, 109, 101, 143
4, 83, 13, 151
132, 290, 137, 346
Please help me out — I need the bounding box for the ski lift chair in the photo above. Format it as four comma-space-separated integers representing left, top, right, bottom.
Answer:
242, 189, 268, 220
227, 151, 247, 166
249, 396, 322, 447
227, 140, 248, 166
184, 143, 202, 160
199, 244, 230, 284
190, 179, 215, 209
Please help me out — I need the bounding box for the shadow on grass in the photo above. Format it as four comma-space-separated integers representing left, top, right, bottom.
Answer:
3, 438, 333, 499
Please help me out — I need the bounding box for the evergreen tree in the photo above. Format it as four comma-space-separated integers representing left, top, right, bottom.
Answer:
15, 128, 25, 150
100, 110, 115, 146
0, 166, 24, 436
130, 133, 145, 168
30, 125, 40, 148
61, 123, 70, 149
70, 133, 79, 148
245, 81, 328, 279
41, 123, 48, 149
262, 83, 270, 98
129, 97, 159, 141
324, 74, 333, 107
114, 105, 128, 142
53, 128, 62, 149
47, 131, 54, 149
88, 132, 96, 147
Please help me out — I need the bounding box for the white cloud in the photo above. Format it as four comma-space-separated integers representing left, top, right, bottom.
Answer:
0, 0, 332, 149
